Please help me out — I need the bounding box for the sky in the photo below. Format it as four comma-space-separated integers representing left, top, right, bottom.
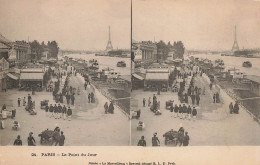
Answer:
0, 0, 131, 50
133, 0, 260, 51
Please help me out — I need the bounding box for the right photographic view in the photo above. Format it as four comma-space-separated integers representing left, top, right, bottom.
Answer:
131, 0, 260, 146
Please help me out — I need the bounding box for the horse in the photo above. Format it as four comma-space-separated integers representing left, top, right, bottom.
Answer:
163, 130, 185, 146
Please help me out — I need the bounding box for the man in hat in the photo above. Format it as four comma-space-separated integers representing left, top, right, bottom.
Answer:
67, 107, 72, 121
137, 136, 146, 147
178, 104, 183, 119
59, 131, 65, 146
192, 107, 197, 121
18, 98, 21, 107
229, 102, 233, 114
183, 132, 190, 146
27, 132, 36, 146
13, 135, 22, 146
54, 104, 58, 119
152, 133, 160, 146
174, 104, 179, 118
58, 104, 62, 119
62, 105, 67, 120
187, 105, 192, 120
182, 104, 187, 119
45, 104, 49, 117
23, 97, 26, 106
49, 104, 54, 118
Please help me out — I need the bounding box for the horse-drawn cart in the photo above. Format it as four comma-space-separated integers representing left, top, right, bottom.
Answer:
163, 130, 184, 146
38, 129, 54, 145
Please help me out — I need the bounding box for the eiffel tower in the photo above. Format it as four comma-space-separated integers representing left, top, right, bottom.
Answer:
106, 25, 113, 51
231, 25, 239, 51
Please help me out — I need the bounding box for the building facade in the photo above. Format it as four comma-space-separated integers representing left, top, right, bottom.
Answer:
133, 41, 157, 68
9, 41, 31, 66
0, 57, 10, 91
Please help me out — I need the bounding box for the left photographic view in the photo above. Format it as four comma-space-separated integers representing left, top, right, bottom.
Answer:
0, 0, 131, 146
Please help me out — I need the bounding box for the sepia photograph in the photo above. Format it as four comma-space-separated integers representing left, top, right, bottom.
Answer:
131, 0, 260, 146
0, 0, 131, 146
1, 0, 260, 163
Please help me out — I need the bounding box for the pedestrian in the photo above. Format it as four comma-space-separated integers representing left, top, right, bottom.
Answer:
182, 104, 187, 119
137, 136, 146, 147
196, 94, 200, 106
229, 102, 233, 114
84, 83, 87, 90
59, 93, 63, 103
13, 135, 22, 146
67, 107, 72, 121
104, 102, 108, 114
62, 105, 67, 120
174, 104, 179, 118
11, 109, 16, 118
187, 105, 192, 120
191, 95, 195, 105
108, 101, 114, 114
183, 132, 190, 146
233, 102, 239, 114
170, 105, 174, 117
28, 94, 32, 104
66, 93, 70, 105
148, 97, 151, 107
88, 93, 91, 103
27, 132, 36, 146
49, 104, 54, 118
23, 97, 26, 106
153, 94, 157, 106
216, 92, 220, 103
45, 104, 49, 117
178, 104, 183, 119
184, 93, 188, 104
213, 93, 216, 103
58, 104, 62, 119
18, 98, 21, 107
90, 92, 94, 103
59, 131, 65, 146
71, 94, 75, 106
54, 104, 58, 119
209, 83, 212, 90
152, 133, 160, 146
192, 107, 197, 121
143, 98, 146, 107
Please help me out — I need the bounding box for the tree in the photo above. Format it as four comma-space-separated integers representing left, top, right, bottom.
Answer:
173, 41, 185, 59
29, 40, 41, 60
156, 40, 168, 60
48, 41, 59, 58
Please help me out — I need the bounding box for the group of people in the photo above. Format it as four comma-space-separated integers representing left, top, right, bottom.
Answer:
137, 127, 190, 147
213, 92, 220, 103
170, 104, 197, 120
13, 127, 66, 146
229, 102, 240, 114
104, 101, 115, 114
45, 104, 73, 120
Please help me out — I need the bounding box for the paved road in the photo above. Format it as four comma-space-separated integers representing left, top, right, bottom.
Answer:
131, 74, 260, 146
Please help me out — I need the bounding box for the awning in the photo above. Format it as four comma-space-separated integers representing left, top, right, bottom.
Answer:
20, 72, 44, 81
145, 72, 168, 81
132, 73, 144, 80
7, 73, 18, 80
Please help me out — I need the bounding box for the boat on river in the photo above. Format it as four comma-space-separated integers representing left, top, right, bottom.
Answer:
242, 61, 252, 68
117, 61, 126, 67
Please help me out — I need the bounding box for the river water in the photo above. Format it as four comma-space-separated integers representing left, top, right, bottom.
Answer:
190, 54, 260, 76
65, 53, 131, 75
